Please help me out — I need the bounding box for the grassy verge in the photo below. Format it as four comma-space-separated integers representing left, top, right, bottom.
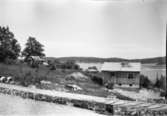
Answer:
0, 63, 110, 97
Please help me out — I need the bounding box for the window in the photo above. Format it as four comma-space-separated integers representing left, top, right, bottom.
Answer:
128, 73, 134, 79
110, 72, 115, 77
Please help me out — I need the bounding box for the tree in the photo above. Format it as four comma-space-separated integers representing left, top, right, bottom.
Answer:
140, 75, 152, 88
154, 77, 161, 88
0, 26, 21, 62
22, 37, 45, 61
159, 75, 166, 90
154, 75, 166, 90
62, 60, 80, 70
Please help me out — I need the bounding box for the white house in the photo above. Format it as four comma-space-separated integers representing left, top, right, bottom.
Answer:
101, 62, 141, 88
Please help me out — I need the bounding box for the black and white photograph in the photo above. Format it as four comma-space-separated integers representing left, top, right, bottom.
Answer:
0, 0, 166, 115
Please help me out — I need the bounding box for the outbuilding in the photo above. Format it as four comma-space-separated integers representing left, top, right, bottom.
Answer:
101, 62, 141, 88
27, 56, 45, 65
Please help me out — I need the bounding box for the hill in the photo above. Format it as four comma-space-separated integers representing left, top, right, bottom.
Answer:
46, 56, 166, 65
130, 56, 166, 65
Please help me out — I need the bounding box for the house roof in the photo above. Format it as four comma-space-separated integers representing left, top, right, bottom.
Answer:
29, 56, 44, 61
101, 62, 141, 72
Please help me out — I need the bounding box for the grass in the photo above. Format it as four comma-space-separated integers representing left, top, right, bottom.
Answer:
0, 62, 110, 97
0, 63, 76, 86
0, 62, 142, 100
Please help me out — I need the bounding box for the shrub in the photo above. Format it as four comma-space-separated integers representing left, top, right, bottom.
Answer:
105, 82, 114, 90
91, 75, 103, 86
16, 71, 34, 86
50, 65, 56, 70
14, 70, 46, 87
154, 77, 161, 88
105, 104, 114, 113
154, 75, 166, 90
74, 64, 80, 70
4, 58, 16, 64
88, 66, 97, 70
160, 91, 166, 97
27, 61, 39, 68
48, 64, 56, 70
59, 60, 80, 70
140, 75, 152, 88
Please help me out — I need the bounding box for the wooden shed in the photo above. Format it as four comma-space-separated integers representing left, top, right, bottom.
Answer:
101, 62, 141, 88
27, 56, 45, 66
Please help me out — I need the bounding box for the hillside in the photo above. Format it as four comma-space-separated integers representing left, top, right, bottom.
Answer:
46, 56, 166, 65
131, 56, 166, 65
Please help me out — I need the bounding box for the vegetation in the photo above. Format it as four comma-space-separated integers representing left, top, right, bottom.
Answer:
22, 36, 45, 61
0, 63, 68, 86
87, 66, 98, 70
50, 56, 166, 65
0, 62, 111, 97
85, 73, 104, 86
15, 71, 45, 87
0, 26, 21, 63
140, 74, 166, 98
105, 82, 114, 90
62, 60, 80, 70
53, 60, 80, 70
154, 75, 166, 90
91, 75, 103, 86
140, 75, 152, 89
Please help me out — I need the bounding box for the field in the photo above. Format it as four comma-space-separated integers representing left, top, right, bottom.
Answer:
0, 63, 110, 97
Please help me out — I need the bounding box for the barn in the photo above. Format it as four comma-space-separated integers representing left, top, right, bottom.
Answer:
27, 56, 45, 66
101, 62, 141, 88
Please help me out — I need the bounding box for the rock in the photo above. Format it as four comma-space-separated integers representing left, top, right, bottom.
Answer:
0, 76, 7, 83
6, 76, 13, 83
28, 85, 36, 89
65, 84, 82, 91
40, 80, 51, 84
65, 72, 88, 81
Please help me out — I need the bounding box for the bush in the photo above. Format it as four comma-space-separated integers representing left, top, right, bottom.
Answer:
154, 77, 161, 88
154, 75, 166, 90
48, 64, 56, 70
4, 58, 16, 64
14, 70, 46, 87
74, 64, 80, 70
27, 61, 39, 68
105, 82, 114, 90
160, 91, 166, 97
59, 60, 80, 70
91, 75, 103, 86
15, 71, 33, 86
106, 104, 114, 113
140, 75, 152, 88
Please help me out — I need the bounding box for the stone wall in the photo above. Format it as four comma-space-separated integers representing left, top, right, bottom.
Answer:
0, 86, 114, 115
0, 84, 167, 116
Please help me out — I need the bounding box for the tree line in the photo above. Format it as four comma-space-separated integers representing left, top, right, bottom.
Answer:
0, 26, 45, 63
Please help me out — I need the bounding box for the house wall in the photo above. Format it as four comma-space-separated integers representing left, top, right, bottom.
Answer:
102, 71, 140, 88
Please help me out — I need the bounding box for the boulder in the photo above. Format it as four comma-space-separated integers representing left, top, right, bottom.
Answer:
65, 72, 88, 81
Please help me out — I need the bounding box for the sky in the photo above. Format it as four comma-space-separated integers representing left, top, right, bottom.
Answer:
0, 0, 166, 59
